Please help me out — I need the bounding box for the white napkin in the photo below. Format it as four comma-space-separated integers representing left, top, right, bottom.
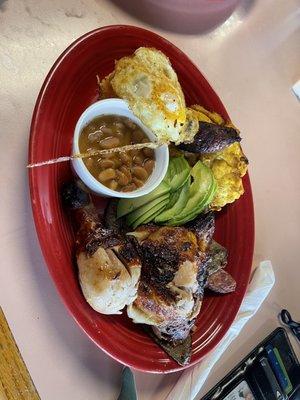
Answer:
165, 260, 275, 400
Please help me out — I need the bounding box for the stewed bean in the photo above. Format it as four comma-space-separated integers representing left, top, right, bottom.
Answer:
107, 180, 118, 190
99, 136, 120, 149
133, 155, 143, 165
100, 126, 113, 135
119, 152, 132, 166
116, 170, 130, 186
99, 159, 115, 169
98, 168, 116, 182
114, 158, 122, 169
79, 115, 156, 192
85, 158, 94, 168
144, 159, 155, 174
132, 177, 144, 188
132, 166, 148, 181
120, 165, 132, 180
88, 131, 101, 142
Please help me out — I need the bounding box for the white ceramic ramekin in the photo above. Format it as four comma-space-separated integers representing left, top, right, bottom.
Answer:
72, 99, 169, 198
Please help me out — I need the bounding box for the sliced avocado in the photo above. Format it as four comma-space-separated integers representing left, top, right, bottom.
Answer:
130, 197, 169, 229
169, 169, 190, 191
168, 177, 215, 226
169, 178, 216, 226
155, 177, 190, 223
117, 181, 170, 218
126, 194, 169, 226
165, 188, 181, 209
167, 161, 215, 226
168, 177, 217, 225
164, 157, 190, 192
163, 158, 176, 186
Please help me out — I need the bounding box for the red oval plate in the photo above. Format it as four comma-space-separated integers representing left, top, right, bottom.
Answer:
28, 25, 254, 373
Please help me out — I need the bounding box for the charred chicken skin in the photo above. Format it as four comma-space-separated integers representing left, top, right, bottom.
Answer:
127, 213, 215, 343
61, 183, 236, 365
62, 182, 141, 315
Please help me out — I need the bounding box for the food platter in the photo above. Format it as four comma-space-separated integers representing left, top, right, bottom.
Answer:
28, 25, 254, 373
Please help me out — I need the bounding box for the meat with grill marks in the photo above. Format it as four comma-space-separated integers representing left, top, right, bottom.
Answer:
61, 181, 141, 315
61, 183, 235, 365
127, 212, 215, 344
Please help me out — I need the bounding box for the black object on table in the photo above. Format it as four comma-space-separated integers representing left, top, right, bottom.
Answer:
202, 327, 300, 400
280, 309, 300, 344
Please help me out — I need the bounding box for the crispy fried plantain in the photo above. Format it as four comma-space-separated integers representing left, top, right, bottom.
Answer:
179, 121, 241, 153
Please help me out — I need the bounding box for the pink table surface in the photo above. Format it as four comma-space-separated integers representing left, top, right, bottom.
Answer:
0, 0, 299, 399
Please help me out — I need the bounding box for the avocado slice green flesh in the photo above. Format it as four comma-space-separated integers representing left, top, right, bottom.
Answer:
167, 161, 215, 225
155, 178, 191, 223
126, 194, 169, 226
169, 179, 215, 226
170, 169, 190, 192
168, 177, 217, 225
163, 156, 191, 192
130, 197, 169, 229
117, 181, 170, 218
165, 188, 181, 210
169, 158, 190, 191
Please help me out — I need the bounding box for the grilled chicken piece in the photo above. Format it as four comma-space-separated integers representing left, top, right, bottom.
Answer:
127, 213, 215, 344
62, 182, 141, 315
179, 121, 241, 154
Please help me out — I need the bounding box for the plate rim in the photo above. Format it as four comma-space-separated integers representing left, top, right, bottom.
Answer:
28, 25, 255, 373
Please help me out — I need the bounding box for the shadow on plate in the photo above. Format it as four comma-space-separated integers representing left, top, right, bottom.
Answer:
108, 0, 256, 35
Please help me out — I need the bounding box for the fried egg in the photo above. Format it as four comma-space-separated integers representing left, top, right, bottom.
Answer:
110, 47, 186, 143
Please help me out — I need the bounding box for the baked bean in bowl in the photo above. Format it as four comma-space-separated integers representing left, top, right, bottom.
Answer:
79, 115, 155, 192
72, 99, 169, 198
